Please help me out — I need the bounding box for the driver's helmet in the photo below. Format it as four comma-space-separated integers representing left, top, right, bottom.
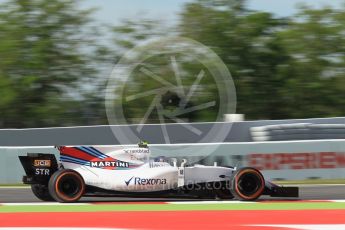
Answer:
138, 140, 149, 148
154, 156, 168, 162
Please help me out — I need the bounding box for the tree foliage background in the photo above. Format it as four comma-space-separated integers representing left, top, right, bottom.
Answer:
0, 0, 345, 128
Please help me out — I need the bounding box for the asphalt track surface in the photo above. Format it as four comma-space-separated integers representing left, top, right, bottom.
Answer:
0, 185, 344, 203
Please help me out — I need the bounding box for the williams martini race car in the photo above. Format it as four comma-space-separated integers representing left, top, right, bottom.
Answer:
19, 142, 298, 202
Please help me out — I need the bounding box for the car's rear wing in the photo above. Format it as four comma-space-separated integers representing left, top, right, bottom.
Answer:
19, 153, 59, 185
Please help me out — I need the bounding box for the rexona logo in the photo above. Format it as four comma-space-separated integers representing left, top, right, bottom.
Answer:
125, 176, 167, 186
91, 161, 129, 168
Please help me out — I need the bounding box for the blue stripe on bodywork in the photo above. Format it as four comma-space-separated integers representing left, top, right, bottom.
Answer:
60, 155, 91, 166
75, 146, 104, 159
88, 146, 109, 159
61, 158, 90, 166
83, 146, 108, 159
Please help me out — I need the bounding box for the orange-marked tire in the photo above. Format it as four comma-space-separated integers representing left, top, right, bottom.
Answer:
230, 167, 265, 201
48, 169, 85, 203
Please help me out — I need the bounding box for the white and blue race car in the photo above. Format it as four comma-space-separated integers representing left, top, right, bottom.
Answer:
19, 142, 298, 202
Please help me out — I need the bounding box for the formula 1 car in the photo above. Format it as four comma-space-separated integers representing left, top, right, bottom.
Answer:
19, 142, 298, 202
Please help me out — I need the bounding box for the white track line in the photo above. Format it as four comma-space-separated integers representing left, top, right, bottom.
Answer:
251, 225, 345, 230
168, 201, 256, 204
168, 200, 345, 204
1, 199, 345, 206
328, 199, 345, 202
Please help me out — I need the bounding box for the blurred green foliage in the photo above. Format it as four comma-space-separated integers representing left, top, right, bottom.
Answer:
1, 0, 345, 127
0, 0, 105, 127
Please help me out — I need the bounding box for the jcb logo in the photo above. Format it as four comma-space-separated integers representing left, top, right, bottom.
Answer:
34, 160, 51, 167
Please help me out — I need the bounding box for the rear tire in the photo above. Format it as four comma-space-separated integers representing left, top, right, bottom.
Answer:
48, 169, 85, 203
31, 184, 54, 201
230, 167, 265, 201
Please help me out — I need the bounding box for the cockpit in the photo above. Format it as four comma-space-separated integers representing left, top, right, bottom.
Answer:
134, 141, 170, 165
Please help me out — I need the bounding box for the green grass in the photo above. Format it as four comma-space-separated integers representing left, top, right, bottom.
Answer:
1, 202, 345, 213
0, 184, 29, 187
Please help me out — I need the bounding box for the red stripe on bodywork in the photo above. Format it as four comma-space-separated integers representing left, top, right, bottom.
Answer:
60, 146, 100, 161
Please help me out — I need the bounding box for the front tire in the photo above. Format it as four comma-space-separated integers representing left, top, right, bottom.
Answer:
31, 184, 54, 201
48, 169, 85, 203
230, 167, 265, 201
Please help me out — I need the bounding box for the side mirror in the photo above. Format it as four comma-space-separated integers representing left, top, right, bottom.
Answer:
181, 159, 187, 167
